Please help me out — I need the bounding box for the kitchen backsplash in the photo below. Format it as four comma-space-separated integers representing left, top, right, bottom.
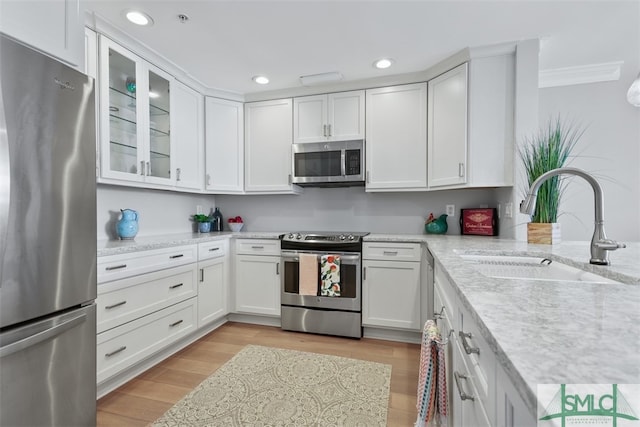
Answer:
97, 185, 505, 240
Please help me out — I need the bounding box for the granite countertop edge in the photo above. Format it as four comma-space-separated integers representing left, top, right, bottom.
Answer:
97, 231, 284, 256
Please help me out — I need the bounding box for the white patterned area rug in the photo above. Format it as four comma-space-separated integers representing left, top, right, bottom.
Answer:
152, 344, 392, 426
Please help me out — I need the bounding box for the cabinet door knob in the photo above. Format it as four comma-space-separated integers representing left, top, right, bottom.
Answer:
323, 124, 327, 137
458, 162, 465, 178
140, 160, 145, 176
176, 168, 181, 181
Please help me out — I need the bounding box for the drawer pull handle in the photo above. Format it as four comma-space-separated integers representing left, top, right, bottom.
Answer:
170, 254, 184, 259
454, 371, 475, 401
169, 283, 184, 290
105, 346, 127, 357
383, 251, 398, 256
434, 306, 445, 319
276, 262, 280, 275
251, 246, 264, 249
209, 247, 220, 252
105, 264, 127, 271
459, 331, 480, 355
169, 319, 183, 328
105, 301, 127, 309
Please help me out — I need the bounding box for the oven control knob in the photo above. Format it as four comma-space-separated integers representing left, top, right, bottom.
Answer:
339, 234, 346, 240
288, 233, 294, 239
348, 234, 355, 241
296, 233, 302, 240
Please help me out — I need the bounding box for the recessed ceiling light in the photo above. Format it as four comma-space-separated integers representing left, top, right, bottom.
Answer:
374, 58, 394, 69
125, 10, 154, 26
253, 75, 269, 85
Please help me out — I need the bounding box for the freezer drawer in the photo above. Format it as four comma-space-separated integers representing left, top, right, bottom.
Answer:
0, 304, 96, 426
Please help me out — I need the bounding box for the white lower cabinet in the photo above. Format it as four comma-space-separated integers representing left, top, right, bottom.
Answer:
97, 245, 200, 387
197, 240, 229, 327
452, 337, 493, 427
496, 364, 536, 427
435, 261, 496, 427
97, 298, 196, 383
362, 242, 421, 330
234, 239, 281, 316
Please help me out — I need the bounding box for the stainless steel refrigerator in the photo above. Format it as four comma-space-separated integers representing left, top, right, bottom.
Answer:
0, 34, 97, 426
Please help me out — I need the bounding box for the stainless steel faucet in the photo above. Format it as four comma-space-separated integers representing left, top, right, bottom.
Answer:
520, 167, 626, 265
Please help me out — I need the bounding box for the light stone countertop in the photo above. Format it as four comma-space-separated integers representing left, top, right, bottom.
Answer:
399, 235, 640, 418
97, 231, 283, 256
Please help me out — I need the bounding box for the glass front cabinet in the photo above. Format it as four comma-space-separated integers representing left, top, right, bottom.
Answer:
98, 35, 173, 185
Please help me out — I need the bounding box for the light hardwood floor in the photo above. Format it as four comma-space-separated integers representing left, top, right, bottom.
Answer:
97, 322, 421, 426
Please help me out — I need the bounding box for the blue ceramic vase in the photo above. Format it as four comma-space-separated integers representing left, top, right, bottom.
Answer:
116, 209, 139, 240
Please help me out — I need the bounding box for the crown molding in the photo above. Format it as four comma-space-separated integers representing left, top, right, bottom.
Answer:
539, 61, 623, 88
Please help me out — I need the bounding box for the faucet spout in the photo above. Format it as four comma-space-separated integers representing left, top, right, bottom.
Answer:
519, 167, 625, 265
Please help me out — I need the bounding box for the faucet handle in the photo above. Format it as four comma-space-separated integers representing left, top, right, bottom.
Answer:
594, 239, 626, 251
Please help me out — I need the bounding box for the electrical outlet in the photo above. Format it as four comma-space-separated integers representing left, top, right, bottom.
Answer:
505, 202, 513, 218
446, 204, 455, 217
196, 205, 203, 215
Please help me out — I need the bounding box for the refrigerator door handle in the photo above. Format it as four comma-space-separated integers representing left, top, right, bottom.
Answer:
0, 85, 10, 262
0, 312, 86, 358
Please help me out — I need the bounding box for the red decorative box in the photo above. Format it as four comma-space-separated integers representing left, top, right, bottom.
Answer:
460, 208, 498, 236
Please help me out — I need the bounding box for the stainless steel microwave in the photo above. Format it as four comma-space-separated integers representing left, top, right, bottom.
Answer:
291, 139, 365, 186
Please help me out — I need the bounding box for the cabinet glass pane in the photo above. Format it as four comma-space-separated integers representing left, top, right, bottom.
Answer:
108, 48, 138, 174
148, 71, 170, 179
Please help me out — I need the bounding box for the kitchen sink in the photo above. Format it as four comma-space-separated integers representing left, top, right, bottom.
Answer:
459, 254, 621, 284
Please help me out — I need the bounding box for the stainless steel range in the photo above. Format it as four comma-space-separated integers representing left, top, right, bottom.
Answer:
280, 232, 369, 338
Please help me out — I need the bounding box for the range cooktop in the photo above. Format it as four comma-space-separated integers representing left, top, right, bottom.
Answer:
281, 231, 369, 244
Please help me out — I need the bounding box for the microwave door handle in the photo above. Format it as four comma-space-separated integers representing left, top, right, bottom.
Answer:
341, 150, 346, 177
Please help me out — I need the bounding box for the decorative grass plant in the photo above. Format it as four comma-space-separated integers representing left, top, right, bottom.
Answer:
519, 116, 584, 223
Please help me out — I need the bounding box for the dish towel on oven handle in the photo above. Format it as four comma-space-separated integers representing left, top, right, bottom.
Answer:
416, 320, 448, 426
320, 254, 340, 296
298, 253, 318, 296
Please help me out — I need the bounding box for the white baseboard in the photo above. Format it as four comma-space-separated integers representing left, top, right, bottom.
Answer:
363, 326, 421, 344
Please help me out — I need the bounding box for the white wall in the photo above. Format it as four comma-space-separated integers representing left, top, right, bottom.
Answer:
538, 78, 640, 242
97, 185, 216, 240
216, 187, 499, 235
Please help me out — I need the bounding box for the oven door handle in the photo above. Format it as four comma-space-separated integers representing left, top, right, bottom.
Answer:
281, 253, 361, 263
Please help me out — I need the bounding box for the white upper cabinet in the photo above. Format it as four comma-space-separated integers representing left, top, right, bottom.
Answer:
365, 83, 428, 191
293, 90, 365, 143
172, 81, 204, 192
428, 55, 515, 190
0, 0, 85, 68
98, 35, 174, 188
244, 98, 301, 194
205, 97, 244, 194
428, 63, 468, 187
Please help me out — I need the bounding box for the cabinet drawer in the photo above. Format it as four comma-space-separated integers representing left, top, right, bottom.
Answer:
235, 239, 280, 256
363, 242, 421, 262
97, 264, 197, 333
198, 239, 228, 261
97, 298, 197, 384
457, 304, 496, 419
98, 245, 197, 284
453, 336, 493, 427
435, 263, 458, 330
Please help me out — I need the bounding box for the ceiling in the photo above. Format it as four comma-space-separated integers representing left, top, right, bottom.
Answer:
85, 0, 639, 95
